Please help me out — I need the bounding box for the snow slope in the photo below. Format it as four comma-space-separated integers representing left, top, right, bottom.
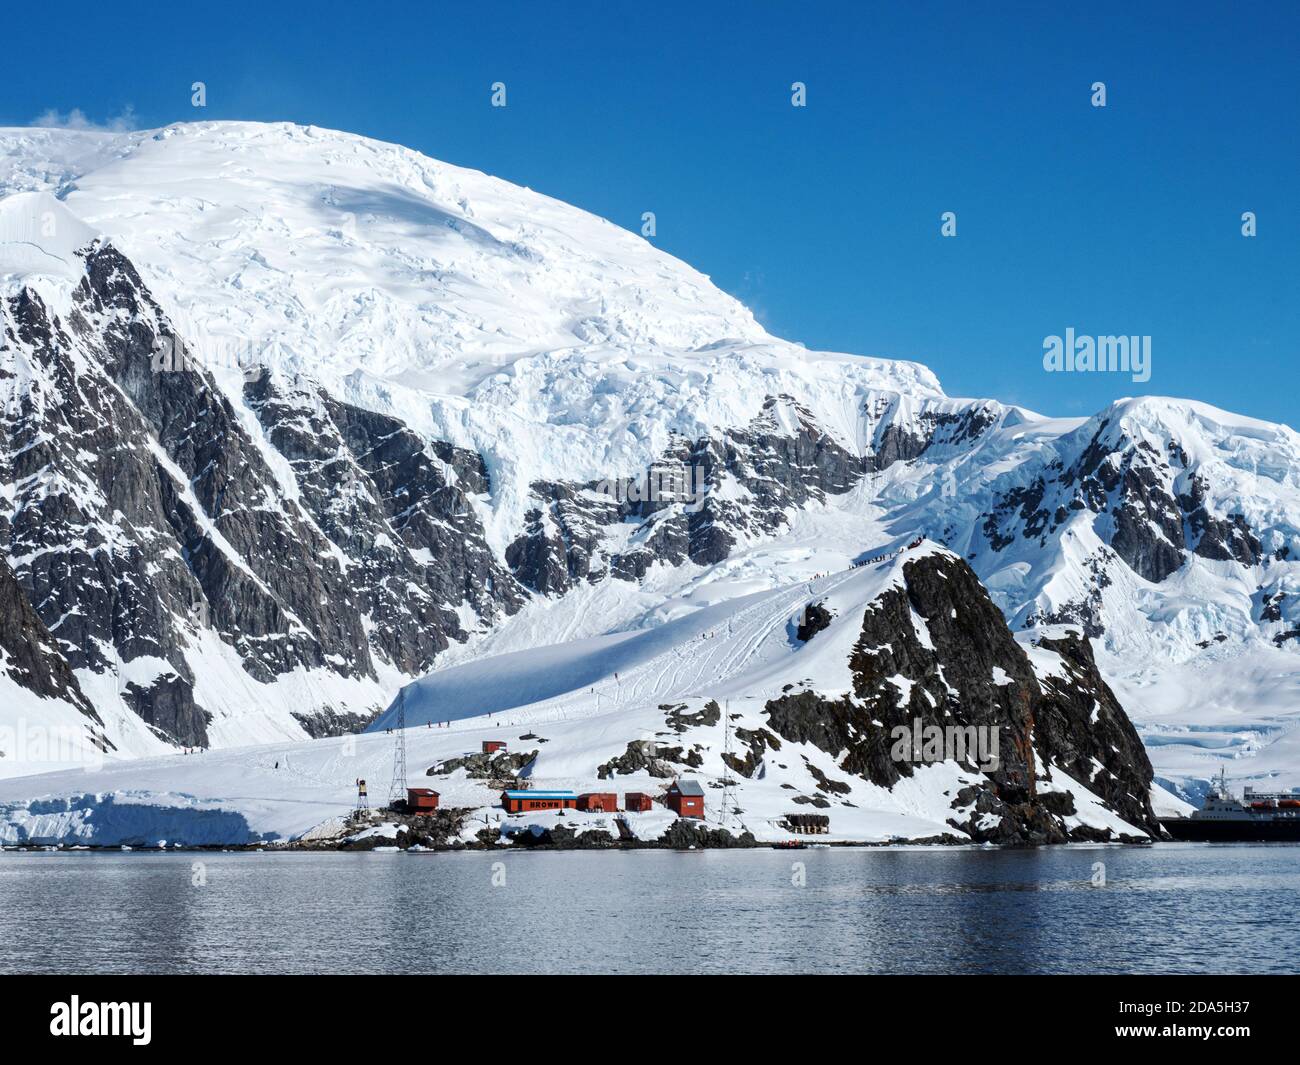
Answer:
0, 121, 939, 551
0, 674, 105, 782
373, 548, 903, 731
0, 190, 99, 285
0, 544, 1145, 846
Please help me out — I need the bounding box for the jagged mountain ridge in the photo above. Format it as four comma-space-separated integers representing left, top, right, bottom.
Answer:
2, 233, 525, 754
0, 122, 1296, 800
0, 550, 111, 775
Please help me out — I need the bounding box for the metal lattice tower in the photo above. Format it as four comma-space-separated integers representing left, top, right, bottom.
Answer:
719, 698, 736, 830
388, 689, 408, 807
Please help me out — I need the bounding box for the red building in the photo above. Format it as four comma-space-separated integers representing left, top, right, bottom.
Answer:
501, 790, 577, 813
482, 740, 507, 754
624, 792, 654, 812
665, 779, 705, 819
406, 787, 440, 813
577, 792, 618, 812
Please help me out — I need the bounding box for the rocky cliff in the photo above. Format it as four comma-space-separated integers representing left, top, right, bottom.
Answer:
761, 552, 1158, 842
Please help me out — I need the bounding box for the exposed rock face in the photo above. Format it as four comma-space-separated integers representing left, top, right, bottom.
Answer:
2, 122, 1294, 811
293, 706, 379, 739
338, 808, 472, 850
864, 398, 1000, 471
725, 726, 783, 779
429, 749, 537, 781
3, 272, 211, 746
980, 416, 1275, 610
1030, 631, 1159, 834
505, 482, 619, 593
762, 552, 1158, 843
795, 602, 833, 642
0, 241, 522, 746
505, 824, 619, 849
596, 739, 701, 779
505, 396, 865, 594
245, 373, 522, 674
656, 821, 758, 849
0, 553, 105, 736
85, 250, 376, 694
1023, 551, 1112, 639
1180, 475, 1262, 566
664, 700, 721, 734
121, 674, 208, 751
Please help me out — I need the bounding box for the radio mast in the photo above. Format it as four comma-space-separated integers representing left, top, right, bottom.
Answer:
719, 698, 736, 830
388, 689, 408, 807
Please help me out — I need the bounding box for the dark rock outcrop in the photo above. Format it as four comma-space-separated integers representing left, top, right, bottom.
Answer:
0, 554, 105, 737
429, 749, 537, 781
762, 550, 1158, 843
657, 820, 757, 849
505, 395, 866, 594
596, 739, 700, 779
1, 240, 525, 745
664, 700, 721, 733
796, 602, 832, 642
981, 417, 1275, 613
1031, 630, 1160, 836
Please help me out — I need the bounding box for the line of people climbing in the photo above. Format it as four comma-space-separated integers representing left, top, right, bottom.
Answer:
851, 535, 925, 569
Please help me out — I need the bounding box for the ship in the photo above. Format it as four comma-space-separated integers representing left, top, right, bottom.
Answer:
1160, 769, 1300, 842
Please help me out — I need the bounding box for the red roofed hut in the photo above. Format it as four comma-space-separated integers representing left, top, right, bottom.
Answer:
407, 788, 440, 813
666, 779, 705, 819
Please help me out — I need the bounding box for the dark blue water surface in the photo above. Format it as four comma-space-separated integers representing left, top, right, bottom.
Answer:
0, 844, 1295, 974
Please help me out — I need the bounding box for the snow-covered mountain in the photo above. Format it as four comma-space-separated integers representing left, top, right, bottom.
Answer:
1, 120, 1296, 813
0, 543, 1164, 845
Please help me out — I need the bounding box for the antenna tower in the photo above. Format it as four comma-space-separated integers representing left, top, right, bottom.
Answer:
719, 698, 736, 830
388, 689, 408, 807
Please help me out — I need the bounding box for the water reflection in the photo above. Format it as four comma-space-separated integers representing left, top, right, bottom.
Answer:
0, 844, 1296, 974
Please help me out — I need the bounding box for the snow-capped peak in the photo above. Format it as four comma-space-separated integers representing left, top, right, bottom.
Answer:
0, 120, 776, 375
0, 120, 942, 540
0, 190, 99, 284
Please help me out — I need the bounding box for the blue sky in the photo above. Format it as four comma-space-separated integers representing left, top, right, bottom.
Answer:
5, 1, 1297, 425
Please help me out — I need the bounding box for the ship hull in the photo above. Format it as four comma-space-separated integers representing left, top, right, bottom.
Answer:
1161, 818, 1300, 842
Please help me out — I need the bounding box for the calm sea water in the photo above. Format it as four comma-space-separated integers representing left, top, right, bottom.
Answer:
1, 844, 1295, 974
